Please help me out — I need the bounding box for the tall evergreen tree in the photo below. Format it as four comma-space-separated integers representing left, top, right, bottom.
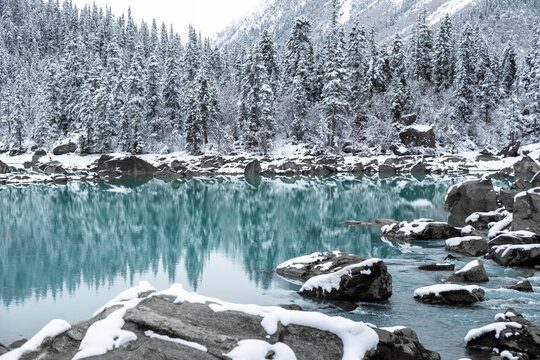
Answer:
433, 14, 454, 90
453, 23, 476, 128
411, 10, 433, 83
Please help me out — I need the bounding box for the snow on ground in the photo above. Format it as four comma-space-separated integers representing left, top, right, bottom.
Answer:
226, 339, 297, 360
299, 258, 381, 294
0, 320, 71, 360
144, 330, 207, 352
464, 322, 522, 343
427, 0, 477, 26
414, 284, 481, 297
445, 236, 482, 247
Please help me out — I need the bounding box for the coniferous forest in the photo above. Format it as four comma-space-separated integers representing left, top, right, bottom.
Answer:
0, 0, 538, 156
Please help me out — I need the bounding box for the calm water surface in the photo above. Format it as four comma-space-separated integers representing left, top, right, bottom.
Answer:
0, 175, 538, 359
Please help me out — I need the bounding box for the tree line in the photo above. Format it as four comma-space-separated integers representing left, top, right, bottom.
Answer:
0, 0, 538, 155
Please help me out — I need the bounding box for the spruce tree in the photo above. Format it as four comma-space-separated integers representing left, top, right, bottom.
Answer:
500, 45, 517, 95
453, 23, 476, 128
123, 44, 146, 154
433, 14, 454, 90
411, 10, 433, 83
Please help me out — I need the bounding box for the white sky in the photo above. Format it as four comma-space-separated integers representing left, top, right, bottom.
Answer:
72, 0, 264, 40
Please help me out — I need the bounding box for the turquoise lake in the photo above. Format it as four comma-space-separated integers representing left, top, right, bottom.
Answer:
0, 175, 538, 359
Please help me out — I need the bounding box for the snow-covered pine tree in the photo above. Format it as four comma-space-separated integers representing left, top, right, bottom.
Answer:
146, 49, 162, 139
347, 18, 369, 126
123, 44, 146, 154
257, 30, 280, 96
184, 88, 201, 155
475, 36, 497, 125
6, 80, 25, 152
320, 0, 350, 149
433, 14, 454, 91
195, 66, 219, 146
453, 23, 476, 129
162, 38, 183, 129
500, 44, 517, 95
410, 10, 433, 83
284, 16, 315, 141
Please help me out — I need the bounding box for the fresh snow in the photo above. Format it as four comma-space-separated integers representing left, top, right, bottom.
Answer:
493, 244, 540, 257
409, 125, 432, 132
380, 326, 407, 333
500, 350, 520, 360
144, 330, 207, 352
488, 214, 513, 239
276, 252, 332, 269
455, 260, 481, 274
414, 284, 480, 297
445, 236, 483, 247
225, 339, 297, 360
0, 320, 71, 360
299, 258, 381, 294
464, 322, 522, 343
93, 281, 156, 317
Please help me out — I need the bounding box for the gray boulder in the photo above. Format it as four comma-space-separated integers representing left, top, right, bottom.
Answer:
465, 308, 540, 358
44, 162, 66, 175
487, 244, 540, 267
52, 140, 77, 155
381, 219, 462, 241
276, 251, 365, 281
505, 280, 533, 293
489, 231, 540, 248
498, 141, 521, 157
244, 159, 262, 175
514, 156, 540, 182
512, 188, 540, 234
445, 236, 489, 257
443, 178, 499, 224
0, 343, 8, 355
93, 155, 157, 176
414, 284, 485, 305
0, 159, 10, 174
410, 161, 429, 174
465, 210, 506, 231
447, 260, 489, 282
12, 288, 438, 360
297, 258, 392, 301
399, 125, 436, 148
379, 164, 397, 177
499, 188, 520, 211
170, 160, 188, 173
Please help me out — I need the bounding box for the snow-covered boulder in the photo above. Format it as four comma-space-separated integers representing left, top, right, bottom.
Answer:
399, 125, 436, 148
447, 260, 489, 283
512, 188, 540, 234
413, 284, 485, 305
93, 154, 157, 177
0, 159, 10, 174
505, 280, 533, 293
244, 159, 261, 175
52, 137, 78, 155
276, 251, 365, 281
381, 219, 462, 241
444, 178, 499, 224
298, 258, 393, 301
489, 231, 540, 248
498, 141, 521, 157
465, 210, 507, 231
465, 308, 540, 358
445, 236, 489, 257
486, 244, 540, 267
410, 161, 429, 174
6, 283, 440, 360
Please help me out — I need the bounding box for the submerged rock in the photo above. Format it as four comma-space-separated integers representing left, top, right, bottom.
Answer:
413, 284, 485, 305
418, 263, 455, 271
505, 280, 534, 293
445, 236, 489, 257
9, 283, 439, 360
444, 178, 499, 224
486, 244, 540, 267
512, 188, 540, 234
465, 308, 540, 358
381, 219, 462, 241
298, 258, 393, 301
447, 260, 489, 283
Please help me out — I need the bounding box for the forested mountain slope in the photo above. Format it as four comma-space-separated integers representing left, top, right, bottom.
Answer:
0, 0, 538, 157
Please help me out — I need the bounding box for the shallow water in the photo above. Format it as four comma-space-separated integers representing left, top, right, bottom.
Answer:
0, 175, 538, 359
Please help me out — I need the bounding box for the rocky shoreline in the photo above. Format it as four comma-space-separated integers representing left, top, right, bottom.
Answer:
1, 141, 539, 185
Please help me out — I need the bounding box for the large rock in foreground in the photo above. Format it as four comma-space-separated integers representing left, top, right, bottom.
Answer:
276, 251, 365, 281
465, 308, 540, 359
297, 258, 393, 301
514, 156, 540, 182
7, 283, 440, 360
93, 155, 157, 177
512, 188, 540, 234
444, 178, 499, 224
486, 244, 540, 267
414, 284, 485, 305
381, 219, 462, 241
